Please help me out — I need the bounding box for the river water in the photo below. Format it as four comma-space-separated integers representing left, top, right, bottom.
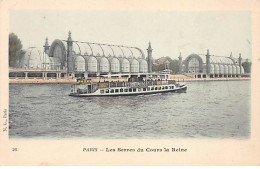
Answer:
9, 80, 250, 139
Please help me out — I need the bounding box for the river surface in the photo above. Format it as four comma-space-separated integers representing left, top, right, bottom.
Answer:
9, 80, 251, 139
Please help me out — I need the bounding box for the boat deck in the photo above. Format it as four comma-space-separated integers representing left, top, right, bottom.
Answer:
76, 79, 179, 88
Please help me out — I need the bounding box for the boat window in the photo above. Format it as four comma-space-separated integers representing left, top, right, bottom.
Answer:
110, 89, 114, 93
124, 89, 128, 92
138, 88, 141, 92
129, 88, 132, 92
151, 87, 154, 91
143, 88, 146, 91
105, 89, 109, 93
133, 88, 136, 92
159, 87, 161, 90
115, 89, 119, 93
147, 87, 150, 91
162, 86, 164, 90
172, 86, 174, 89
100, 90, 104, 94
120, 88, 123, 92
165, 86, 168, 89
155, 87, 157, 90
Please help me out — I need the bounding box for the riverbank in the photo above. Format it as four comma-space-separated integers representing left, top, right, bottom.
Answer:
176, 77, 250, 82
9, 77, 250, 84
9, 79, 76, 84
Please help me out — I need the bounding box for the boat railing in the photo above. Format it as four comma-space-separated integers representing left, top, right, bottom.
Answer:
73, 79, 179, 94
96, 80, 177, 89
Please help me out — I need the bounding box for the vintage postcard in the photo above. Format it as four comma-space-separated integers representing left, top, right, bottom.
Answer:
0, 0, 260, 166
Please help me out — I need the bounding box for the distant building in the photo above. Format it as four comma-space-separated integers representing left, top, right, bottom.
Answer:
160, 69, 172, 74
154, 57, 170, 65
159, 60, 172, 74
178, 50, 245, 78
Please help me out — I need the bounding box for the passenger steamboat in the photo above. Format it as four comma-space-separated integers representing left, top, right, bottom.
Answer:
69, 76, 187, 97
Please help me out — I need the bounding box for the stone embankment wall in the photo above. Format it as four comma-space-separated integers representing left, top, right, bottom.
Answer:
169, 75, 250, 81
9, 74, 250, 84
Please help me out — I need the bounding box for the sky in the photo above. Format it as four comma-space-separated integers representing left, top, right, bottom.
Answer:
10, 10, 252, 60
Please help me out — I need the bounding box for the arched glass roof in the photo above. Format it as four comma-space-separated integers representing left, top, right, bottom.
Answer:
100, 45, 114, 57
20, 47, 44, 68
121, 46, 133, 58
110, 45, 124, 57
211, 56, 234, 64
63, 40, 145, 59
198, 54, 235, 64
49, 57, 61, 63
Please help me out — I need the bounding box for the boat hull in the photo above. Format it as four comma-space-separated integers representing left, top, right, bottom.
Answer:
69, 85, 187, 97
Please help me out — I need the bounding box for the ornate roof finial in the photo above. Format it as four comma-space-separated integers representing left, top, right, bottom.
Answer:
206, 49, 210, 57
239, 53, 242, 58
178, 52, 182, 58
45, 37, 49, 46
43, 37, 50, 48
230, 52, 233, 57
147, 41, 152, 51
68, 30, 72, 41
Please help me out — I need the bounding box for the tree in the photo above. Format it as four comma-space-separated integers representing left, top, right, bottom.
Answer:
16, 49, 26, 68
158, 64, 165, 71
169, 59, 179, 74
9, 33, 23, 67
242, 59, 251, 73
152, 57, 179, 74
152, 64, 165, 72
152, 64, 159, 72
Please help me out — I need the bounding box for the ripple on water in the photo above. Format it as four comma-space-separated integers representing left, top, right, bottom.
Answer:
9, 81, 251, 139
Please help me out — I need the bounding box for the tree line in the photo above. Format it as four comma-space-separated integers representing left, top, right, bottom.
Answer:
242, 59, 251, 73
9, 33, 25, 67
152, 56, 179, 74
